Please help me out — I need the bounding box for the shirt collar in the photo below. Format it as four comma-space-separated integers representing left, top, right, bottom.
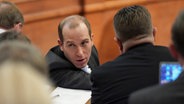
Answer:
81, 65, 91, 74
0, 28, 6, 34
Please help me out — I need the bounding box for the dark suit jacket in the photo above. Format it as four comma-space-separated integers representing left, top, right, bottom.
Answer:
91, 43, 176, 104
129, 71, 184, 104
46, 45, 99, 90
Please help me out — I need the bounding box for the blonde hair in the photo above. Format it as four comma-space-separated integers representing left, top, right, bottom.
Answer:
0, 61, 52, 104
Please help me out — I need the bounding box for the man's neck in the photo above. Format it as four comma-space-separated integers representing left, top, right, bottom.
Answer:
122, 34, 154, 53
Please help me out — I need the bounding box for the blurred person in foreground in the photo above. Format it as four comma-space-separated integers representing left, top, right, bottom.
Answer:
0, 40, 54, 103
91, 5, 176, 104
46, 15, 99, 90
129, 10, 184, 104
0, 40, 48, 77
0, 60, 52, 104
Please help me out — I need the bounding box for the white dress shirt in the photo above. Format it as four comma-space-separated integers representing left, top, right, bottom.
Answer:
0, 28, 6, 34
81, 65, 91, 74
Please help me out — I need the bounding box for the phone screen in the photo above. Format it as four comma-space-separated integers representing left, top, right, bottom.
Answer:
160, 62, 182, 84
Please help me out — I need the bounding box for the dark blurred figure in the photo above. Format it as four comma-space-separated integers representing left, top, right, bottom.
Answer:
129, 10, 184, 104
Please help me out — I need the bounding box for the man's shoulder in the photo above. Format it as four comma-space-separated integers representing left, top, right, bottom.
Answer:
139, 44, 170, 52
135, 44, 175, 61
154, 45, 170, 51
46, 45, 64, 62
92, 59, 117, 74
153, 45, 176, 61
45, 45, 74, 70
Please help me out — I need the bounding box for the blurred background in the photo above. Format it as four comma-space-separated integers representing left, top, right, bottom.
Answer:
8, 0, 184, 64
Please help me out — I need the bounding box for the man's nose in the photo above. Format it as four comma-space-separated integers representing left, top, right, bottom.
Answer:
76, 47, 84, 56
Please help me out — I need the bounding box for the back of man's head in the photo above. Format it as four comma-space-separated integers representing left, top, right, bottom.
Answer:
113, 5, 153, 43
171, 10, 184, 57
0, 1, 24, 29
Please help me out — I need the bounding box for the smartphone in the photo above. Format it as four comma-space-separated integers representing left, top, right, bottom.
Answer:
160, 62, 182, 84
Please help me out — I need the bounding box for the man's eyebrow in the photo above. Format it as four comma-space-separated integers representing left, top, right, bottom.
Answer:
65, 41, 73, 44
82, 39, 90, 41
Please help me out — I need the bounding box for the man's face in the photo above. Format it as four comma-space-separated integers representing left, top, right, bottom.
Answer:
59, 22, 93, 68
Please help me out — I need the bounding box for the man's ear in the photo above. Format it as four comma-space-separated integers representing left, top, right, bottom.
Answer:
91, 33, 94, 39
57, 39, 63, 51
91, 33, 94, 45
14, 23, 23, 32
169, 44, 178, 59
114, 37, 123, 53
153, 27, 157, 41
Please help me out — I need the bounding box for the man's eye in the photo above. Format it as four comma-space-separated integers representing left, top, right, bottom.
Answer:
82, 41, 89, 46
67, 44, 74, 47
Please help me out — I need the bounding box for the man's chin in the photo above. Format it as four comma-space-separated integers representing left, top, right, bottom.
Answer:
75, 64, 87, 69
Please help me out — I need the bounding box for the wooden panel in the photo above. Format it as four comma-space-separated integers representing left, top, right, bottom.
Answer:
12, 0, 184, 64
86, 0, 184, 64
9, 0, 35, 4
21, 0, 175, 23
147, 1, 184, 46
14, 0, 80, 14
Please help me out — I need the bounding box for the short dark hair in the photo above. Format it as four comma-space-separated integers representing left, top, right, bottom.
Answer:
113, 5, 153, 42
58, 15, 91, 42
0, 29, 30, 43
172, 10, 184, 57
0, 1, 24, 29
